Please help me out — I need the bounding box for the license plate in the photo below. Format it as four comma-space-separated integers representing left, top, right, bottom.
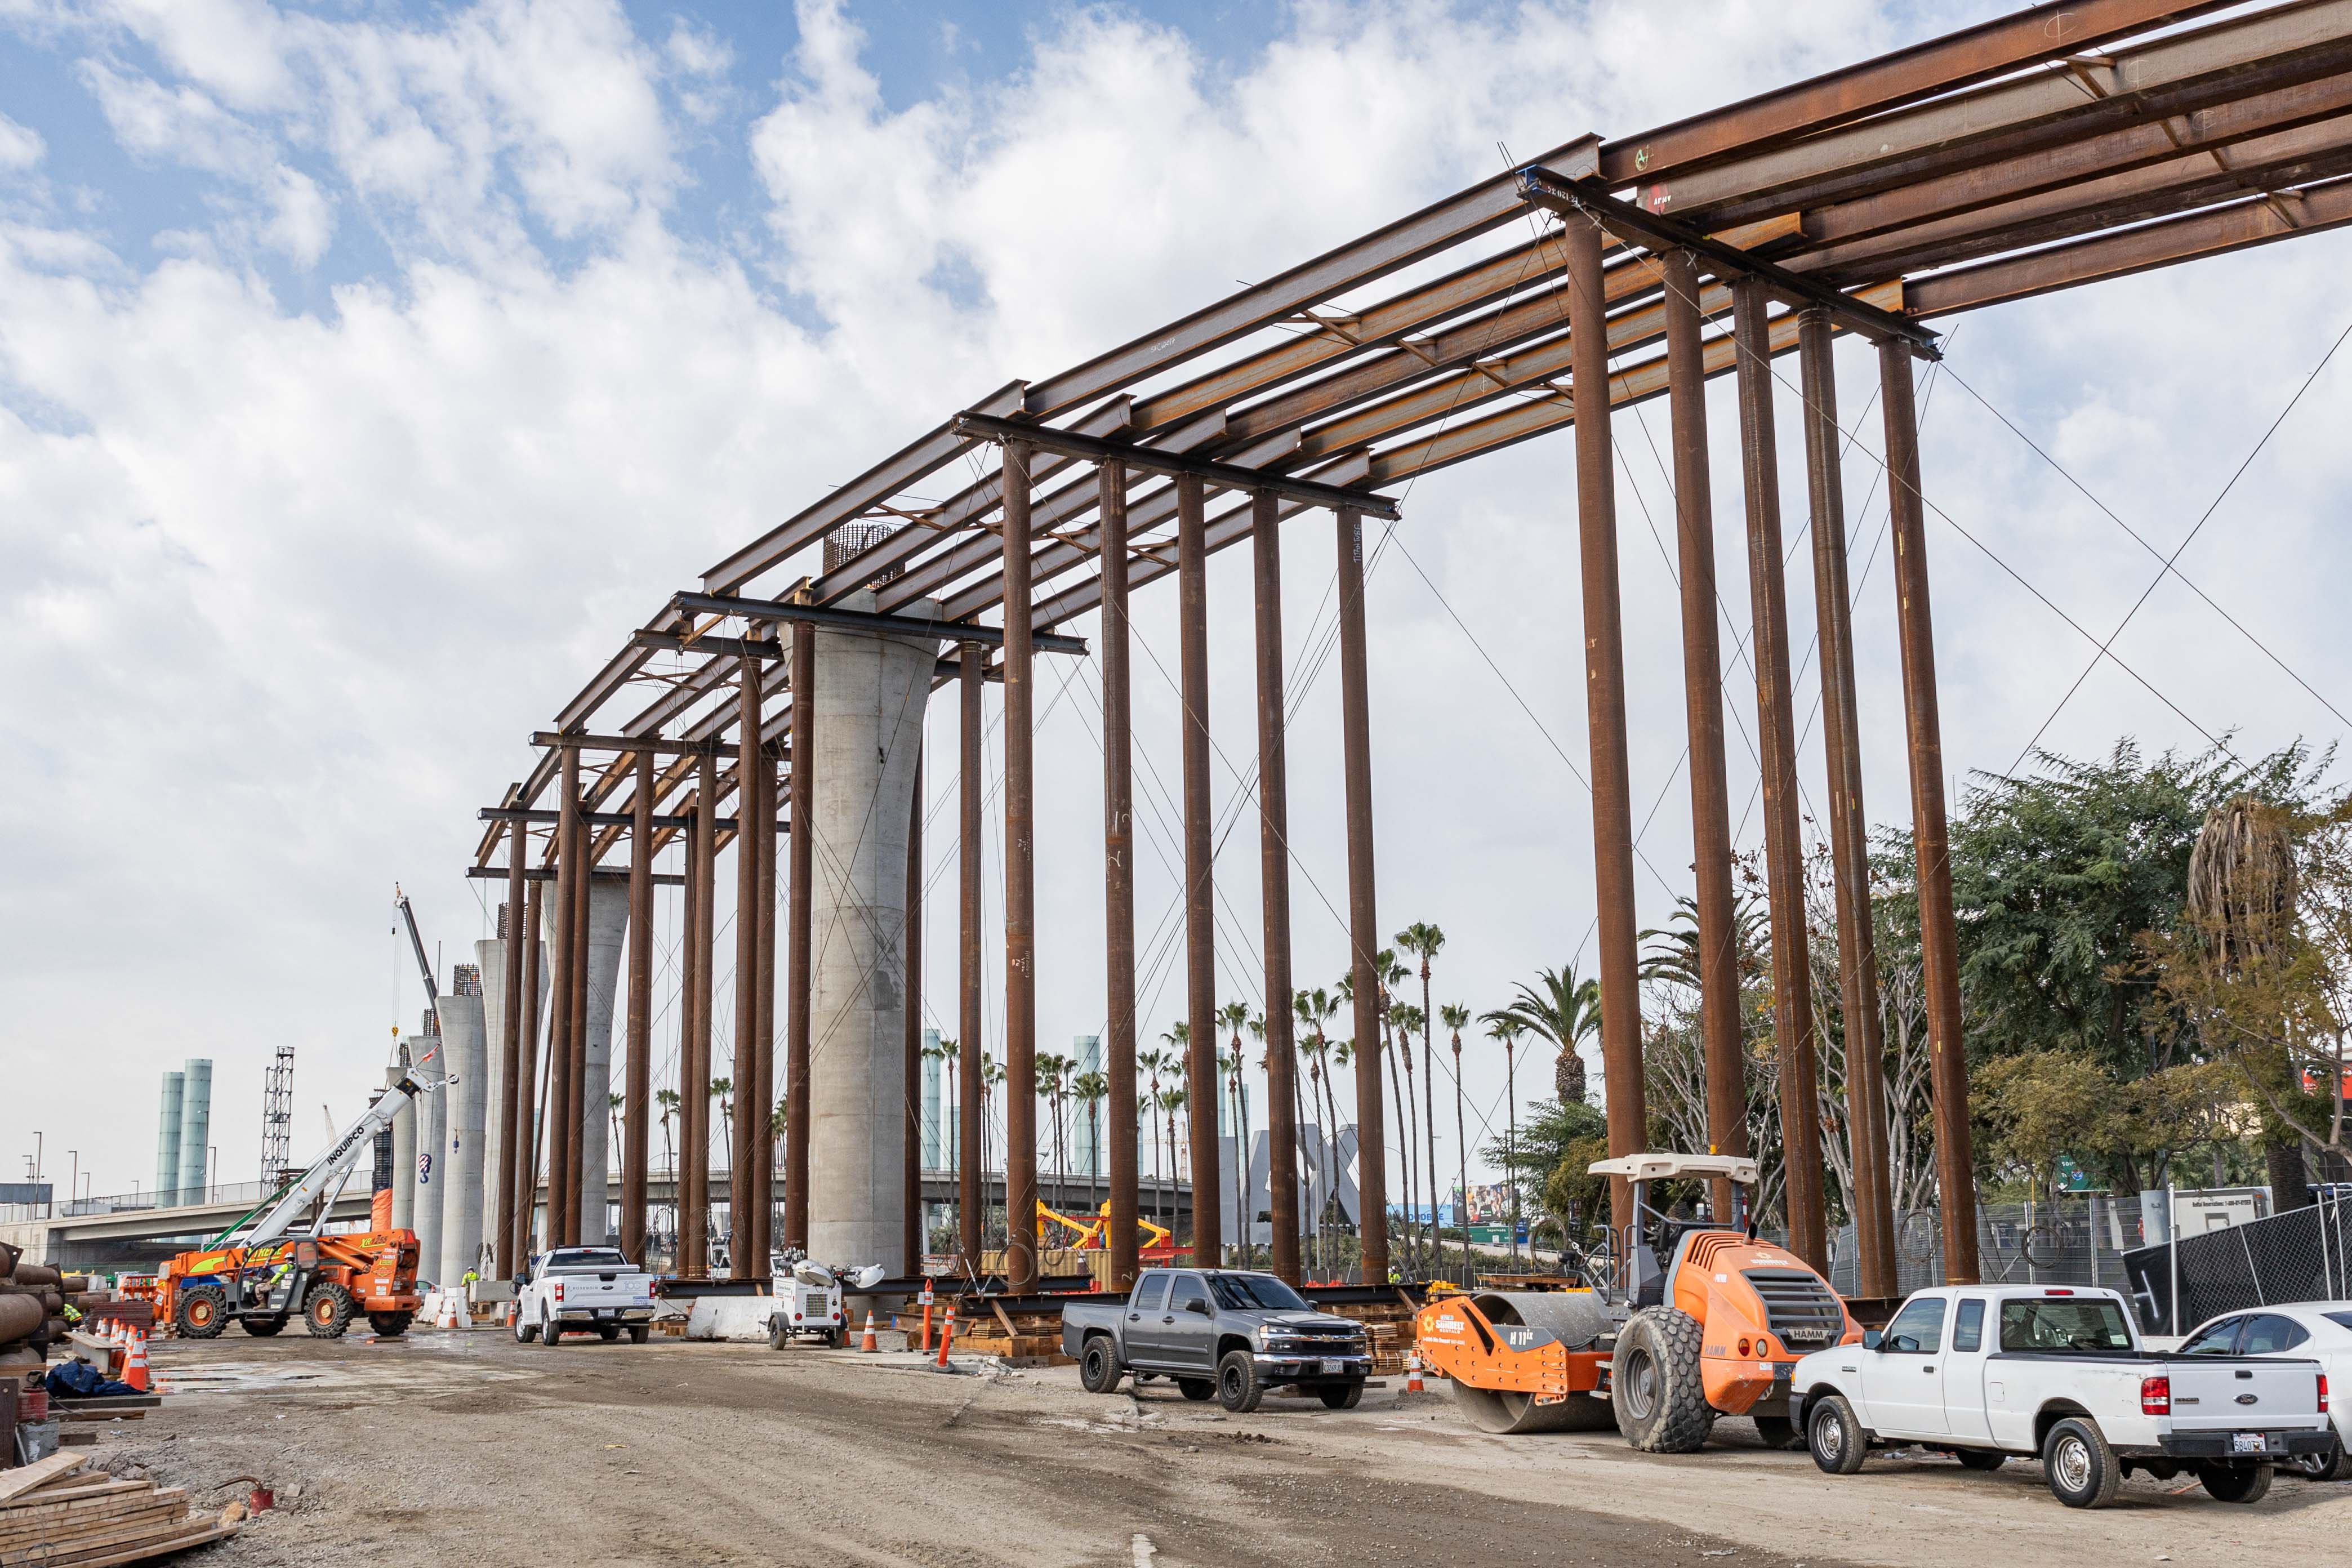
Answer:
2231, 1432, 2266, 1455
1320, 1360, 1343, 1375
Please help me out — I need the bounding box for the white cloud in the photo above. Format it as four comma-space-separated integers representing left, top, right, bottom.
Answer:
0, 110, 44, 170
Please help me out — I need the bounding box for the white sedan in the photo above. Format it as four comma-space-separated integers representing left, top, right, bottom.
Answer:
2177, 1303, 2352, 1481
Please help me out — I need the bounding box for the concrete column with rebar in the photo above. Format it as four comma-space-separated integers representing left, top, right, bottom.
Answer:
576, 878, 626, 1247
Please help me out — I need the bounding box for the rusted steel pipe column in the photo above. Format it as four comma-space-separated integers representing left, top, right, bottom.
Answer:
731, 659, 761, 1276
903, 746, 924, 1271
1879, 339, 1980, 1286
673, 791, 701, 1274
1731, 278, 1827, 1269
497, 817, 527, 1275
514, 875, 544, 1259
1253, 488, 1302, 1285
547, 750, 580, 1249
1001, 439, 1041, 1295
1100, 464, 1142, 1291
785, 623, 816, 1252
1801, 313, 1899, 1298
1560, 211, 1646, 1237
687, 755, 719, 1275
752, 734, 777, 1275
1662, 250, 1748, 1223
1176, 471, 1222, 1266
621, 750, 653, 1263
957, 644, 985, 1266
1335, 505, 1386, 1284
564, 802, 591, 1246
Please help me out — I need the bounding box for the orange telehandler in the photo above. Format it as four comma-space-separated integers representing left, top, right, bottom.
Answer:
1416, 1152, 1863, 1450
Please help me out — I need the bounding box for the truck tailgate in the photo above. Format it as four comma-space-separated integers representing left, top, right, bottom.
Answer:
2161, 1358, 2323, 1431
560, 1273, 651, 1307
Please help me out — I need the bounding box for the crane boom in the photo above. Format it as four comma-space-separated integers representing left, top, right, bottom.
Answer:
239, 1048, 444, 1251
394, 884, 438, 1007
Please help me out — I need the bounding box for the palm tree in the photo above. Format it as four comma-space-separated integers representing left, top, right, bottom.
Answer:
1440, 1002, 1472, 1276
1394, 921, 1446, 1281
1244, 1010, 1267, 1254
1138, 1045, 1169, 1223
1071, 1070, 1108, 1215
979, 1054, 1004, 1246
656, 1087, 680, 1248
926, 1034, 960, 1170
710, 1076, 733, 1167
769, 1096, 786, 1187
1483, 962, 1601, 1106
1377, 948, 1420, 1269
1157, 1084, 1189, 1244
1036, 1052, 1071, 1192
1290, 990, 1325, 1266
1486, 1016, 1527, 1269
1391, 997, 1425, 1271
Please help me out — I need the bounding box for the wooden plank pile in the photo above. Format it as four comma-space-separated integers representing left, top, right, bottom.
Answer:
1315, 1294, 1418, 1375
0, 1453, 237, 1566
949, 1299, 1072, 1365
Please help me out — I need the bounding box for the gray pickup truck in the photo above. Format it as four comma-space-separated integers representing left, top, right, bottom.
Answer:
1061, 1267, 1371, 1413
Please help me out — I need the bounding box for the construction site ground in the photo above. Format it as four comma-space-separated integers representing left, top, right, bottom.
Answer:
96, 1331, 2345, 1567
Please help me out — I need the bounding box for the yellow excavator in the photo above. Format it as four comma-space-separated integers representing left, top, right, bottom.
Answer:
1036, 1200, 1170, 1253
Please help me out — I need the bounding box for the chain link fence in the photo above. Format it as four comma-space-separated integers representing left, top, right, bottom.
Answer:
1829, 1196, 2144, 1298
2122, 1190, 2352, 1335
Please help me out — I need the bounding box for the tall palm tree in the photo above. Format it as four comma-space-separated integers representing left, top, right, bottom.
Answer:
926, 1034, 959, 1170
1244, 1010, 1267, 1255
1138, 1043, 1170, 1224
656, 1087, 680, 1248
1156, 1085, 1188, 1245
710, 1076, 733, 1166
1391, 997, 1425, 1271
1035, 1052, 1070, 1191
1483, 962, 1601, 1106
1440, 1002, 1472, 1276
979, 1053, 1003, 1245
1378, 948, 1420, 1269
1291, 990, 1325, 1267
1071, 1070, 1108, 1215
1486, 1016, 1527, 1269
1393, 921, 1446, 1282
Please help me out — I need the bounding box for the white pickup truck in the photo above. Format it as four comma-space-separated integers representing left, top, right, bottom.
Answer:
1792, 1285, 2332, 1507
512, 1246, 657, 1347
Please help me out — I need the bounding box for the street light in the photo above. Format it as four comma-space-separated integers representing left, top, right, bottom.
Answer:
66, 1151, 76, 1217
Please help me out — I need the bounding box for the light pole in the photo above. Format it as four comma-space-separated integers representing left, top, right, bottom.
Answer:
66, 1151, 77, 1217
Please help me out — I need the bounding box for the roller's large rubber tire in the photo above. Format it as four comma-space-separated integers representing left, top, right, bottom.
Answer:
240, 1315, 288, 1338
1806, 1394, 1868, 1475
2042, 1417, 2122, 1509
1955, 1448, 2007, 1472
1177, 1377, 1215, 1402
1612, 1308, 1712, 1454
1453, 1382, 1616, 1434
2291, 1435, 2351, 1482
628, 1325, 650, 1344
1752, 1414, 1803, 1451
1317, 1381, 1365, 1410
302, 1283, 355, 1339
1079, 1337, 1123, 1394
1218, 1349, 1266, 1414
175, 1284, 229, 1340
2199, 1462, 2274, 1503
368, 1311, 413, 1338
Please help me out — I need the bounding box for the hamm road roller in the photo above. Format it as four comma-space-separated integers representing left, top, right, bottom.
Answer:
1415, 1152, 1863, 1451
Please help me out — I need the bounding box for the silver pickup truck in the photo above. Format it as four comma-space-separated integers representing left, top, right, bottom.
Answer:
1062, 1268, 1371, 1413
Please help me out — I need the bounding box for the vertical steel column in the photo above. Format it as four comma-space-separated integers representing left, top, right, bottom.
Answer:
752, 729, 777, 1275
957, 644, 985, 1266
1560, 211, 1646, 1236
1731, 278, 1827, 1269
497, 814, 527, 1276
1879, 339, 1981, 1285
1662, 250, 1748, 1222
621, 750, 653, 1262
514, 876, 544, 1259
1253, 488, 1302, 1285
674, 787, 703, 1275
1336, 505, 1385, 1284
731, 659, 761, 1276
904, 746, 924, 1272
1101, 464, 1142, 1291
785, 622, 816, 1251
1801, 313, 1899, 1298
547, 750, 580, 1250
1176, 471, 1222, 1266
564, 807, 590, 1246
687, 754, 719, 1275
1001, 440, 1040, 1295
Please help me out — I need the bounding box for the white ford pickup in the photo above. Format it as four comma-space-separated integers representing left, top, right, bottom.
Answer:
513, 1246, 657, 1347
1791, 1285, 2332, 1507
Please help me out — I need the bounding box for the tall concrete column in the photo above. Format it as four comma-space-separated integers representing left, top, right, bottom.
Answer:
411, 1027, 444, 1280
577, 877, 629, 1246
387, 1041, 415, 1232
176, 1059, 213, 1205
807, 589, 941, 1272
438, 990, 487, 1284
475, 933, 511, 1257
154, 1071, 185, 1208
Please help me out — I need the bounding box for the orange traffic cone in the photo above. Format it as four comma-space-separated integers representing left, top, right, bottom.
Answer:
1405, 1351, 1424, 1394
124, 1332, 152, 1394
858, 1309, 879, 1353
934, 1305, 956, 1369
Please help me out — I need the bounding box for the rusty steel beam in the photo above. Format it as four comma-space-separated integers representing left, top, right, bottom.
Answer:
953, 412, 1401, 519
1798, 312, 1898, 1301
563, 783, 591, 1246
547, 751, 580, 1250
1559, 211, 1646, 1239
514, 876, 545, 1259
1660, 250, 1748, 1226
1906, 170, 2352, 314
1001, 441, 1041, 1295
1597, 1, 2239, 185
533, 730, 742, 757
784, 621, 815, 1253
685, 757, 718, 1275
1336, 505, 1385, 1285
752, 734, 777, 1276
958, 645, 985, 1267
1177, 471, 1222, 1266
621, 750, 652, 1265
1252, 487, 1302, 1286
465, 865, 684, 885
1100, 462, 1142, 1293
676, 589, 1087, 656
1879, 342, 1981, 1286
1731, 278, 1827, 1272
903, 748, 923, 1272
730, 657, 761, 1276
497, 801, 527, 1278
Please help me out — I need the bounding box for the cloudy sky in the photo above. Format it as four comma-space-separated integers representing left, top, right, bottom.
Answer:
5, 0, 2348, 1213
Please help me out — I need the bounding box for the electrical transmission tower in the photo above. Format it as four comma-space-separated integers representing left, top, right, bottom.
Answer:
261, 1044, 295, 1182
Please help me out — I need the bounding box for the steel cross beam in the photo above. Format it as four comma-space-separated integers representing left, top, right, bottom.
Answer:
531, 730, 743, 758
950, 412, 1405, 519
1517, 166, 1941, 358
672, 589, 1089, 655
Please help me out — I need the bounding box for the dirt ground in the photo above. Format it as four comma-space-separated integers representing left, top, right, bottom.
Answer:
69, 1329, 2348, 1567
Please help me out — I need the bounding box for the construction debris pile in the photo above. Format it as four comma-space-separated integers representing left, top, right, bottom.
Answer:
0, 1452, 239, 1563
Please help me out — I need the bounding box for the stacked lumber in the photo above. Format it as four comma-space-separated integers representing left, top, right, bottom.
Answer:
1316, 1294, 1418, 1375
950, 1299, 1073, 1364
0, 1453, 237, 1565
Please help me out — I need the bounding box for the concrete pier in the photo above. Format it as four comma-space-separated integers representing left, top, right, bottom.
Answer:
438, 989, 488, 1284
475, 935, 508, 1249
154, 1071, 184, 1208
579, 879, 629, 1246
808, 590, 939, 1273
387, 1041, 415, 1232
175, 1059, 211, 1206
411, 1028, 444, 1280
